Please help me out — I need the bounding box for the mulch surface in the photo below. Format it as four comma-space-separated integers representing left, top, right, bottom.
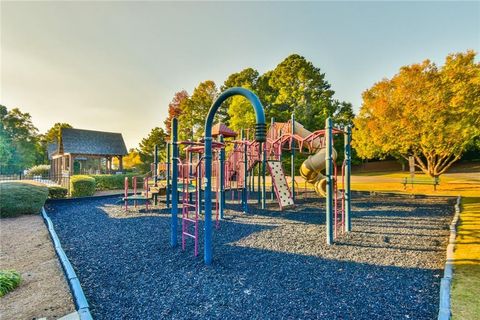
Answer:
45, 192, 454, 319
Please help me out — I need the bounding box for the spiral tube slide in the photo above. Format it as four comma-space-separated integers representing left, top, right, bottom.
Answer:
294, 121, 337, 196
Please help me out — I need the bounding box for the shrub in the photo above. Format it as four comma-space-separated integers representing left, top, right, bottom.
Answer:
90, 174, 144, 191
70, 175, 96, 197
0, 270, 21, 297
48, 185, 68, 199
25, 164, 50, 177
0, 181, 49, 217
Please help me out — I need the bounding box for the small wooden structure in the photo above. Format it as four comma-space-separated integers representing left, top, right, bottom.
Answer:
211, 123, 237, 138
48, 128, 128, 177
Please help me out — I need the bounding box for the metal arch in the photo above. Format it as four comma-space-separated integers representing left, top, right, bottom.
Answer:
203, 87, 266, 265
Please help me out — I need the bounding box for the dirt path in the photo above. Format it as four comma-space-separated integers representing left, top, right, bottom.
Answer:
0, 215, 75, 320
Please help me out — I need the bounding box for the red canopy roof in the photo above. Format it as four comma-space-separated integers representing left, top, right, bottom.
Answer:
212, 123, 237, 138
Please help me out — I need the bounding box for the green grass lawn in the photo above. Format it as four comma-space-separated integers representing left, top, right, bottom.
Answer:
451, 197, 480, 320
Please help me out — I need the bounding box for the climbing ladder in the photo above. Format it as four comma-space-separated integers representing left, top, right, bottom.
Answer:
266, 160, 294, 209
181, 160, 199, 257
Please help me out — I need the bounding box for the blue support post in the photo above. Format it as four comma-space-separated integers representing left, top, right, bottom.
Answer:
204, 87, 266, 265
344, 125, 352, 232
242, 129, 248, 213
325, 117, 334, 245
166, 142, 171, 208
291, 114, 295, 201
219, 135, 225, 220
171, 118, 179, 247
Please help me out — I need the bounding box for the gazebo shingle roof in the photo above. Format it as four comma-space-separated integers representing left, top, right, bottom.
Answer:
48, 128, 128, 158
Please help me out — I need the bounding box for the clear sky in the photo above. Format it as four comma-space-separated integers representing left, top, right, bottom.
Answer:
1, 1, 479, 148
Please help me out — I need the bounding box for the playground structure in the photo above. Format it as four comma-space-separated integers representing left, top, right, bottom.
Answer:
122, 176, 151, 211
130, 88, 351, 265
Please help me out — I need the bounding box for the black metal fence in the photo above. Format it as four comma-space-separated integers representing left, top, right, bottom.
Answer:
0, 166, 70, 192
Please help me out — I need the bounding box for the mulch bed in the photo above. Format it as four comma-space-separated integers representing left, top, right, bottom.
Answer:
45, 192, 454, 319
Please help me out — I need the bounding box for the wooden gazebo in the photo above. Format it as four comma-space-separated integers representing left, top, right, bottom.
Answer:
48, 128, 128, 177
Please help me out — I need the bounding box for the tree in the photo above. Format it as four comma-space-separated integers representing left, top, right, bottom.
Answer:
44, 123, 73, 143
164, 90, 188, 136
138, 127, 167, 172
0, 106, 40, 169
179, 80, 218, 140
113, 148, 142, 170
222, 68, 260, 132
266, 54, 337, 130
353, 51, 480, 177
33, 122, 74, 164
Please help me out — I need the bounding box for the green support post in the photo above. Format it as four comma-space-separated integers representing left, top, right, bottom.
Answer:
344, 125, 352, 232
325, 117, 334, 245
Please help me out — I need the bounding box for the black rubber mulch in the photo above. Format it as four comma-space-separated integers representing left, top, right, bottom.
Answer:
45, 192, 454, 320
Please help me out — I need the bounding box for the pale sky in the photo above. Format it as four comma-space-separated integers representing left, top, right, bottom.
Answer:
1, 1, 479, 149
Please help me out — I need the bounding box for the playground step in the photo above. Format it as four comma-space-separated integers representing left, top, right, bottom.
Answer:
267, 160, 294, 209
182, 232, 196, 238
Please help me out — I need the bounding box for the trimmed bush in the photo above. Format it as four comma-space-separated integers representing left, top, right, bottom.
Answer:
0, 181, 49, 217
0, 270, 21, 297
70, 175, 96, 197
48, 185, 68, 199
25, 164, 50, 177
90, 174, 144, 191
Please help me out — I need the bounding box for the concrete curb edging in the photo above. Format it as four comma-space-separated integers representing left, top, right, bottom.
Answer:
41, 207, 93, 320
437, 195, 461, 320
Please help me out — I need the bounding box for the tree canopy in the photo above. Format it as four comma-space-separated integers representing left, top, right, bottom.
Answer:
0, 106, 40, 169
138, 127, 168, 172
218, 55, 354, 132
353, 51, 480, 177
164, 90, 188, 136
44, 123, 73, 143
222, 68, 260, 132
178, 80, 219, 140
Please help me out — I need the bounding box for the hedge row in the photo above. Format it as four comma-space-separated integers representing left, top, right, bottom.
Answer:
48, 186, 68, 199
89, 174, 144, 191
0, 181, 49, 217
70, 175, 96, 197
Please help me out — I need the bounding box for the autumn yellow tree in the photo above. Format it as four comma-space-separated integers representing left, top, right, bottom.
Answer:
353, 51, 480, 177
113, 148, 142, 170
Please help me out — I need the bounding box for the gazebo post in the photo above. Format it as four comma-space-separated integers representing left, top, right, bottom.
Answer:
118, 155, 123, 173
